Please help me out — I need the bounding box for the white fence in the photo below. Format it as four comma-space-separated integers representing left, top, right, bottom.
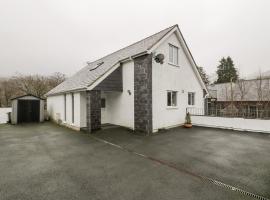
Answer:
0, 108, 11, 124
192, 116, 270, 134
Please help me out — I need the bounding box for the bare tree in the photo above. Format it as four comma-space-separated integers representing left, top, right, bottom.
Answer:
0, 73, 66, 107
14, 72, 66, 98
237, 79, 249, 117
1, 79, 22, 107
255, 72, 264, 118
47, 72, 66, 89
263, 78, 270, 118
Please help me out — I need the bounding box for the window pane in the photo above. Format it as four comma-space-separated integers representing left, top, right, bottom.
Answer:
172, 92, 177, 106
101, 98, 106, 108
173, 47, 178, 65
169, 45, 173, 63
167, 92, 172, 106
188, 93, 195, 105
72, 93, 74, 123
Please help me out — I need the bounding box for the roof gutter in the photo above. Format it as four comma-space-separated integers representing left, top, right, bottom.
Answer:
118, 51, 149, 63
46, 87, 87, 97
47, 52, 150, 96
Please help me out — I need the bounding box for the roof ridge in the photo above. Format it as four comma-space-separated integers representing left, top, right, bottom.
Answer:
46, 24, 178, 96
87, 24, 177, 64
210, 77, 270, 86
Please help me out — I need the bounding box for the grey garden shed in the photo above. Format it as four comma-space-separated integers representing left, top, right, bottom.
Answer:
11, 95, 45, 124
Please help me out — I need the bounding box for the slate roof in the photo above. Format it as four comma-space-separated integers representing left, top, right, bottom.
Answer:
47, 25, 177, 96
208, 78, 270, 101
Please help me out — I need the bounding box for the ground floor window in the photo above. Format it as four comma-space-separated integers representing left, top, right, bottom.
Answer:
101, 98, 106, 108
64, 94, 66, 121
71, 93, 74, 123
167, 91, 177, 107
188, 92, 195, 105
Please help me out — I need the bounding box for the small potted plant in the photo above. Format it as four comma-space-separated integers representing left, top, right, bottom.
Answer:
184, 112, 192, 128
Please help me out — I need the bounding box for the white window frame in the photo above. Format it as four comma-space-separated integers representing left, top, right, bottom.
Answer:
188, 92, 195, 106
169, 44, 179, 66
64, 94, 66, 122
167, 91, 178, 107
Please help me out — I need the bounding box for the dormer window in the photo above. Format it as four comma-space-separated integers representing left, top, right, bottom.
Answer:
169, 44, 179, 66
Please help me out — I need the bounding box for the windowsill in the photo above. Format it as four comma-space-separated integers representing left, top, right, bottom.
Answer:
168, 62, 180, 67
166, 106, 179, 110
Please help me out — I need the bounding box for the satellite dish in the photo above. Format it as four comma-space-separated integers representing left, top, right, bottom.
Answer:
154, 54, 165, 64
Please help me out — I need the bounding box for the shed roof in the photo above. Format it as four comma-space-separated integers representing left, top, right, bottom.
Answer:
10, 94, 45, 101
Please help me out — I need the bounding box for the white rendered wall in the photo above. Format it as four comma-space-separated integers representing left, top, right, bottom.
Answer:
192, 116, 270, 134
47, 95, 65, 123
47, 92, 85, 129
100, 61, 134, 129
73, 93, 81, 127
80, 92, 87, 128
152, 33, 204, 132
65, 93, 72, 124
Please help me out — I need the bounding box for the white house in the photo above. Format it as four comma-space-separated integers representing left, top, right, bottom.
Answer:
46, 24, 208, 134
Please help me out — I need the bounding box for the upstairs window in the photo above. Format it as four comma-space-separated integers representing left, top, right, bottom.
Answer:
188, 92, 195, 105
167, 91, 177, 107
169, 44, 179, 65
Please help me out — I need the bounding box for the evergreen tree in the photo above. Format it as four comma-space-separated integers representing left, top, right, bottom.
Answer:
215, 56, 238, 83
197, 66, 209, 85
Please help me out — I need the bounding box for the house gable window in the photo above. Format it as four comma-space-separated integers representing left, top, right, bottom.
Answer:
167, 91, 177, 107
101, 98, 106, 108
188, 92, 195, 105
169, 44, 179, 66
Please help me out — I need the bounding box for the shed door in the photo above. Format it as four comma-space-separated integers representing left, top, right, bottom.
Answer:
17, 100, 40, 123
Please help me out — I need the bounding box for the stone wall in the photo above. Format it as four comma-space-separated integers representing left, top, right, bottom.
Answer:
134, 54, 153, 134
86, 90, 101, 133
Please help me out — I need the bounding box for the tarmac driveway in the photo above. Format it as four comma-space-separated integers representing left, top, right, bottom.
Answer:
0, 122, 269, 200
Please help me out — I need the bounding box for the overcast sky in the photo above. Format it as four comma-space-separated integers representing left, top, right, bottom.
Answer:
0, 0, 269, 78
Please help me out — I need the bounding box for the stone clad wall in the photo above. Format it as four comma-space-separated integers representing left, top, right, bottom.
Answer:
86, 90, 101, 132
134, 54, 153, 134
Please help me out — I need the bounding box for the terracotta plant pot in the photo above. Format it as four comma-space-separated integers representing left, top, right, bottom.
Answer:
184, 123, 192, 128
